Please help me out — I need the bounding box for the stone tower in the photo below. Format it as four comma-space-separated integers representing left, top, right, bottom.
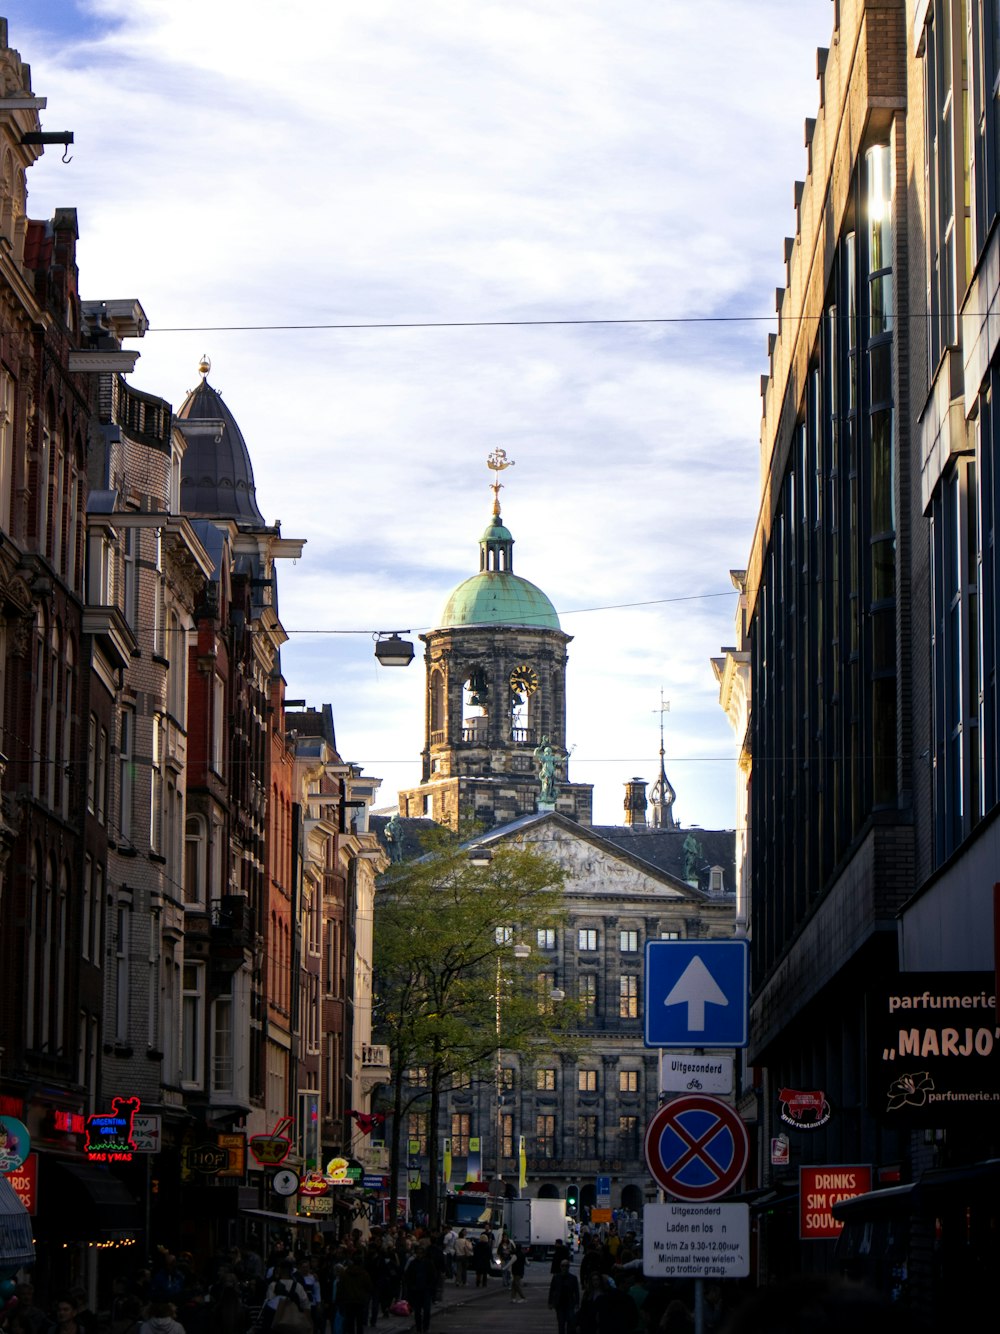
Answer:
398, 454, 592, 830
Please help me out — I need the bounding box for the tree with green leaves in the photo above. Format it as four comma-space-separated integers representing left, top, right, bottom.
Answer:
373, 828, 579, 1224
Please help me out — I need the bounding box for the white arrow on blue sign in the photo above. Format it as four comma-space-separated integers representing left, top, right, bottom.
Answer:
644, 940, 749, 1048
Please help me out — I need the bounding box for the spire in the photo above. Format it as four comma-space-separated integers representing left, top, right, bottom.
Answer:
479, 449, 516, 574
649, 692, 677, 830
487, 446, 514, 517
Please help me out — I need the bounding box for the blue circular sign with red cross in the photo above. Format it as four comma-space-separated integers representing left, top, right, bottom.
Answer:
644, 1094, 749, 1201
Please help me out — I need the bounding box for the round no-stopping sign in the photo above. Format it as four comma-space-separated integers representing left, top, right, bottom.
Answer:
645, 1094, 749, 1201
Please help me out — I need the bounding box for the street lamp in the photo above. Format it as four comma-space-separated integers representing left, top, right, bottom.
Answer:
493, 935, 533, 1203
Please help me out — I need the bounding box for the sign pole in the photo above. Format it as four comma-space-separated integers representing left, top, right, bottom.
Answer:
694, 1279, 704, 1334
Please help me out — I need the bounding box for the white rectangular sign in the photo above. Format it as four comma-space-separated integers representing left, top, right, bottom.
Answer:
131, 1115, 161, 1154
660, 1053, 734, 1095
643, 1203, 750, 1279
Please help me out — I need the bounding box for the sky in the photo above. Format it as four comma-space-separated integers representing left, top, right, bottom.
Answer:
6, 0, 834, 829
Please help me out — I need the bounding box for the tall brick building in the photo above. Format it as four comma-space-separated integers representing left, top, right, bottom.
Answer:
736, 0, 1000, 1312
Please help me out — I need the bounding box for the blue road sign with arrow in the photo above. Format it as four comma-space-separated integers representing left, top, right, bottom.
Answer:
644, 940, 749, 1048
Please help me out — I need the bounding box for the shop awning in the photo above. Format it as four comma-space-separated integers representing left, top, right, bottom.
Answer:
240, 1208, 324, 1227
0, 1175, 35, 1270
38, 1157, 141, 1240
833, 1159, 1000, 1222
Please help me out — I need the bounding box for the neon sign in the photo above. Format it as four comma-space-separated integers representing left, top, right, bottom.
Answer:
85, 1096, 141, 1162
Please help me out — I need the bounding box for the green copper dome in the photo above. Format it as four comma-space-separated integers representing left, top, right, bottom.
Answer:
440, 572, 560, 629
438, 510, 560, 629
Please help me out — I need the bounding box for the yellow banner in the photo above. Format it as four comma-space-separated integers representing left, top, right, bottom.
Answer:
443, 1138, 452, 1185
518, 1135, 526, 1191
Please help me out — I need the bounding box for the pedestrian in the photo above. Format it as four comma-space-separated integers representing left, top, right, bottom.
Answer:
509, 1243, 528, 1304
11, 1284, 47, 1334
548, 1260, 580, 1334
50, 1299, 91, 1334
138, 1302, 187, 1334
550, 1239, 570, 1275
497, 1234, 513, 1289
402, 1238, 437, 1334
441, 1225, 457, 1282
472, 1231, 492, 1288
454, 1229, 472, 1286
334, 1256, 371, 1334
261, 1260, 310, 1332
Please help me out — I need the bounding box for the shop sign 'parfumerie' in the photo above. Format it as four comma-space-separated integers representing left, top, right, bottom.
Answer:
868, 973, 1000, 1124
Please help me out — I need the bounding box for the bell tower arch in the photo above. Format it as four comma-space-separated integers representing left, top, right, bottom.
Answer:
399, 453, 592, 830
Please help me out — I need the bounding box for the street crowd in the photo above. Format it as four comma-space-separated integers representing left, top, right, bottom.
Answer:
1, 1220, 920, 1334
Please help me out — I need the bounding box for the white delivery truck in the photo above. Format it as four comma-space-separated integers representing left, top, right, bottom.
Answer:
503, 1197, 570, 1257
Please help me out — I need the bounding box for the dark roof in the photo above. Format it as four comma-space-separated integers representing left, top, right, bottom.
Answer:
594, 825, 736, 896
370, 814, 441, 861
176, 376, 265, 526
286, 704, 339, 754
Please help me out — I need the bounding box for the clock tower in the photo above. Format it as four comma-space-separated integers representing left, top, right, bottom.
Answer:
398, 453, 593, 830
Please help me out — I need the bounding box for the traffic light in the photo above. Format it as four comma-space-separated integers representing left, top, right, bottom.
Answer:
566, 1183, 579, 1216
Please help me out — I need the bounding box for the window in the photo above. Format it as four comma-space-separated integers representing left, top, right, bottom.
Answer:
619, 1070, 639, 1094
495, 925, 514, 945
619, 975, 639, 1019
619, 1115, 640, 1157
95, 727, 108, 826
660, 930, 680, 940
212, 994, 233, 1092
619, 929, 638, 952
82, 856, 93, 962
577, 1115, 598, 1158
931, 455, 983, 856
185, 816, 207, 907
91, 863, 104, 965
122, 526, 138, 628
408, 1113, 428, 1155
118, 707, 134, 842
500, 1067, 515, 1091
450, 1113, 471, 1156
406, 1067, 429, 1085
537, 971, 558, 1014
535, 1114, 555, 1158
579, 974, 597, 1017
0, 369, 11, 531
211, 675, 225, 775
578, 1069, 598, 1093
923, 0, 969, 368
181, 962, 205, 1086
578, 928, 598, 951
537, 928, 556, 950
150, 714, 164, 854
500, 1113, 514, 1160
114, 905, 129, 1042
452, 1070, 471, 1090
536, 1068, 556, 1091
87, 714, 96, 814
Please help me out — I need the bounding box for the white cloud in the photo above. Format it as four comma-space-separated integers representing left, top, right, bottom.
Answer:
8, 0, 832, 827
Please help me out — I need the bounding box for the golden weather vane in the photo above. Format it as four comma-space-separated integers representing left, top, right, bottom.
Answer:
487, 447, 515, 516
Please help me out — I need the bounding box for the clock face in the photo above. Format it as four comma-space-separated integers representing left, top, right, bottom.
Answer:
509, 664, 539, 696
272, 1168, 300, 1197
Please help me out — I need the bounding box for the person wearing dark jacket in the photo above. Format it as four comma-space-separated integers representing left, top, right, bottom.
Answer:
548, 1260, 580, 1334
472, 1232, 492, 1288
550, 1240, 570, 1275
402, 1239, 437, 1334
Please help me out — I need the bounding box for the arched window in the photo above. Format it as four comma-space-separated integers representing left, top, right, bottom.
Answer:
46, 622, 60, 809
55, 865, 69, 1053
25, 845, 40, 1046
31, 610, 46, 799
430, 669, 446, 737
61, 636, 75, 818
185, 815, 207, 907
